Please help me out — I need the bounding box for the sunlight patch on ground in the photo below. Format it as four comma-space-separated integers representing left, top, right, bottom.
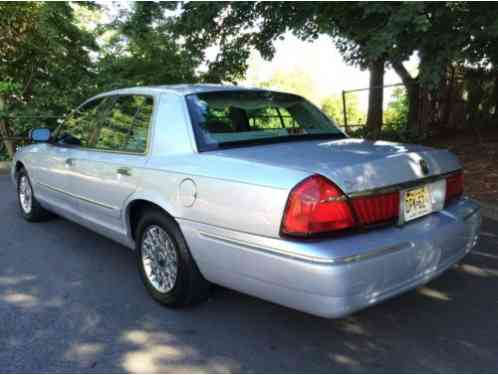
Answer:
64, 343, 103, 366
330, 353, 361, 368
121, 329, 240, 373
418, 287, 451, 301
0, 275, 36, 286
0, 290, 64, 309
341, 321, 368, 336
1, 292, 38, 307
459, 263, 498, 277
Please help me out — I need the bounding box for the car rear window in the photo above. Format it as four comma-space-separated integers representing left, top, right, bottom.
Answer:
186, 90, 345, 151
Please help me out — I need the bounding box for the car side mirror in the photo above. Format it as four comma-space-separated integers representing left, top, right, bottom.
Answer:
29, 128, 51, 143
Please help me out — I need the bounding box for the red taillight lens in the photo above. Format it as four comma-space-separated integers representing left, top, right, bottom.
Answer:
281, 175, 355, 236
351, 191, 400, 225
445, 171, 464, 203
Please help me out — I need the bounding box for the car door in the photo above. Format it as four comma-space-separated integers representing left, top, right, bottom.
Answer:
33, 98, 108, 214
63, 94, 154, 239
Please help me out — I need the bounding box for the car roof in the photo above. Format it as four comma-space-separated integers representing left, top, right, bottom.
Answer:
91, 84, 270, 99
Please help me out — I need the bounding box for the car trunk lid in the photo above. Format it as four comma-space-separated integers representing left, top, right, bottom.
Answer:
209, 138, 461, 194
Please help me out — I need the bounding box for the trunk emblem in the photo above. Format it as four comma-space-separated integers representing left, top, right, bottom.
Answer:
419, 159, 429, 176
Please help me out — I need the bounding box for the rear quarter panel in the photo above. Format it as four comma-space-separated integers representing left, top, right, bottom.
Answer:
137, 154, 311, 238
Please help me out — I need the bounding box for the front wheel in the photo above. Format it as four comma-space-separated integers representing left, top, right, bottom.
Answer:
17, 169, 52, 222
136, 209, 211, 307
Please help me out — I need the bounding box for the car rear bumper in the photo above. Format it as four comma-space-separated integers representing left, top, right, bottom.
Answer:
179, 198, 481, 318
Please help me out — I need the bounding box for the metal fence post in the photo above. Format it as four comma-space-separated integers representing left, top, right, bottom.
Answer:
341, 90, 349, 133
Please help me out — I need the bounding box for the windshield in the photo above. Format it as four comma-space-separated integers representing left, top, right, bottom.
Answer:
186, 90, 345, 151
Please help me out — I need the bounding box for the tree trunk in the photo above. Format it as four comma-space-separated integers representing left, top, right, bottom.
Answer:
406, 82, 420, 135
441, 66, 455, 127
492, 74, 498, 126
366, 58, 384, 139
392, 60, 421, 136
0, 95, 15, 158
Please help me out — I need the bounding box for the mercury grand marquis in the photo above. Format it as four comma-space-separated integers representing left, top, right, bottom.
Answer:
11, 84, 481, 318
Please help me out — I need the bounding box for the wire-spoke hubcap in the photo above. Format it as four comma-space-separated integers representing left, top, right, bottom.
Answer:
19, 176, 32, 214
141, 225, 178, 294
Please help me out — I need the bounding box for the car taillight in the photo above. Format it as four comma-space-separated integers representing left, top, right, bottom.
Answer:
351, 191, 400, 225
281, 175, 355, 236
445, 171, 464, 203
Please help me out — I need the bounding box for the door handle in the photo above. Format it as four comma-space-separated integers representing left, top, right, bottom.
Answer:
117, 167, 132, 176
65, 158, 74, 167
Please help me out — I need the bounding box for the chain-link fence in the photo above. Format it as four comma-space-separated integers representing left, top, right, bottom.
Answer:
340, 83, 406, 135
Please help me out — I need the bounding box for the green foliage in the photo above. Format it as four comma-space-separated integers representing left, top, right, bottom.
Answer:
463, 67, 497, 128
3, 1, 498, 162
382, 87, 410, 140
347, 87, 423, 142
171, 3, 467, 86
321, 94, 365, 126
172, 2, 498, 136
0, 1, 209, 159
384, 88, 409, 128
172, 2, 314, 81
169, 3, 454, 137
0, 2, 98, 133
256, 68, 317, 102
95, 3, 201, 90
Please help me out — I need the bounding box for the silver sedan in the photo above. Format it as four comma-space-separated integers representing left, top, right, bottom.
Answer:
11, 85, 481, 318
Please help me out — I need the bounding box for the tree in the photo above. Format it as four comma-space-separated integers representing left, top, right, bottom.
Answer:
312, 3, 454, 137
373, 3, 498, 134
0, 2, 97, 157
0, 1, 211, 160
169, 3, 438, 138
172, 2, 394, 135
457, 4, 498, 126
173, 3, 498, 137
95, 2, 202, 90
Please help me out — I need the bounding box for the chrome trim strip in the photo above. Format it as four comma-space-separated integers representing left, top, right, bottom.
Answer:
347, 170, 460, 198
340, 242, 414, 263
198, 231, 412, 265
37, 182, 118, 211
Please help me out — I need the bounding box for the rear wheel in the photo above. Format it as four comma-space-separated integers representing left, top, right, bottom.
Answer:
136, 208, 211, 307
17, 169, 52, 222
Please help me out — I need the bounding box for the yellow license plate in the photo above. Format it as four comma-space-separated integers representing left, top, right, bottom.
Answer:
403, 185, 432, 222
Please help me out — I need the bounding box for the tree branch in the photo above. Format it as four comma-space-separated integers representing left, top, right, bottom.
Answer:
391, 60, 416, 86
21, 65, 35, 98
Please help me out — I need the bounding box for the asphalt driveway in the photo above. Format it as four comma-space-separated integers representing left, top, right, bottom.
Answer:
1, 175, 498, 373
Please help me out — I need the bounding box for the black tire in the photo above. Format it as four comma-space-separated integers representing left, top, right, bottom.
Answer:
136, 208, 211, 307
17, 168, 53, 222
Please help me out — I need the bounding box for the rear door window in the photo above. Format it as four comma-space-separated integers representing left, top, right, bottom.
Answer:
122, 96, 153, 153
90, 95, 154, 153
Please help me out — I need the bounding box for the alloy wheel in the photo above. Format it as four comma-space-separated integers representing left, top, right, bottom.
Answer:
19, 175, 33, 214
141, 225, 178, 293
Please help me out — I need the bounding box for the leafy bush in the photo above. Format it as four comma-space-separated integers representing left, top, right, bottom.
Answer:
321, 93, 366, 126
380, 87, 424, 142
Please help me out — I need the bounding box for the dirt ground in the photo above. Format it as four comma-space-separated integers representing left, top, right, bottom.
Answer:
426, 128, 498, 203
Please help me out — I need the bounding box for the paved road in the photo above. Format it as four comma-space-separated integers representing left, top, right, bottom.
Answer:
1, 175, 498, 373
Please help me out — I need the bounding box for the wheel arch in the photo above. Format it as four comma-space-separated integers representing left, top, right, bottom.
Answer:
12, 160, 27, 187
14, 160, 25, 178
124, 195, 178, 243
